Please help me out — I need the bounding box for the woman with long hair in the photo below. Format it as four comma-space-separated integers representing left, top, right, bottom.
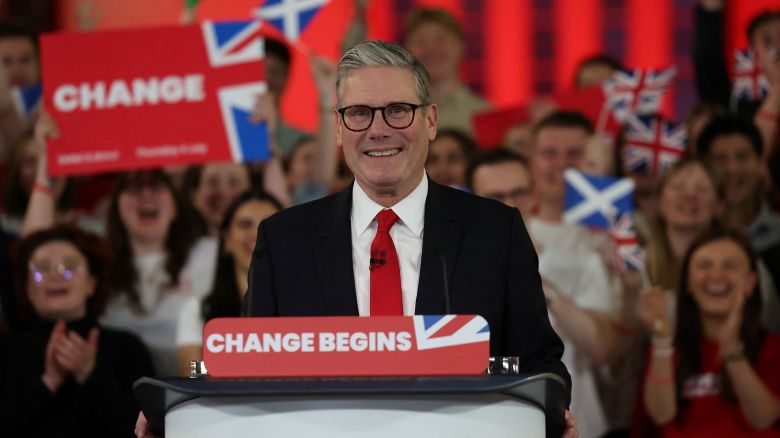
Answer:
640, 228, 780, 435
175, 190, 282, 375
99, 170, 217, 376
0, 225, 154, 437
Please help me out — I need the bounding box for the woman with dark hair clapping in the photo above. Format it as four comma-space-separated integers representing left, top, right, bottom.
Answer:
640, 228, 780, 436
0, 225, 154, 437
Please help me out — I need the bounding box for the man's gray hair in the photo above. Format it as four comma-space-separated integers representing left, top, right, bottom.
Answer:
336, 40, 431, 107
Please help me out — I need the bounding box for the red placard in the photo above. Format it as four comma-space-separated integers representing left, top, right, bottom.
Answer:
40, 21, 270, 176
472, 105, 530, 150
203, 315, 490, 378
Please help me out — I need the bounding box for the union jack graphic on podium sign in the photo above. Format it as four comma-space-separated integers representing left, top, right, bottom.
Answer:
412, 315, 490, 351
563, 169, 634, 230
203, 316, 490, 377
623, 114, 686, 175
256, 0, 329, 41
603, 67, 676, 122
611, 213, 645, 272
732, 49, 769, 106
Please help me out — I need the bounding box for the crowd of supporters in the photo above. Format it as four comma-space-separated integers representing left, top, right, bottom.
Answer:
1, 1, 780, 437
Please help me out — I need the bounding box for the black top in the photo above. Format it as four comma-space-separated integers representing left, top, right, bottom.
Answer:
0, 318, 155, 437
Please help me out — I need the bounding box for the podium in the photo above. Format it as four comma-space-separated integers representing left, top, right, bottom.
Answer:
134, 373, 567, 437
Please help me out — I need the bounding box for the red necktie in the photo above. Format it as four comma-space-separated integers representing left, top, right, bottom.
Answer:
370, 209, 403, 316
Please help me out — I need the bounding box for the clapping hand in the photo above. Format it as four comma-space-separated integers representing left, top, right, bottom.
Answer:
54, 327, 100, 384
41, 320, 100, 391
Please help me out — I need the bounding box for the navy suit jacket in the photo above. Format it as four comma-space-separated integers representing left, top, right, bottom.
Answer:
246, 180, 571, 398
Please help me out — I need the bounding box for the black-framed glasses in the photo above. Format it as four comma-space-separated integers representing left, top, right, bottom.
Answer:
337, 102, 427, 132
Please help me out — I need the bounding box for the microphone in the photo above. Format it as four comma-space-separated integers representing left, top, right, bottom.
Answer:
369, 250, 386, 271
426, 241, 451, 315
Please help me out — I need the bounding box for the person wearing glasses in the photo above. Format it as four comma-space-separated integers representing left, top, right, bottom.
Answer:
244, 40, 577, 437
1, 224, 155, 437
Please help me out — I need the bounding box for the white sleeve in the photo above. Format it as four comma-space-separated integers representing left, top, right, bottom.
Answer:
176, 295, 205, 347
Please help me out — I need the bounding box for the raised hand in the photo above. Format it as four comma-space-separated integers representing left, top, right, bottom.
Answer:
310, 54, 337, 106
639, 287, 674, 339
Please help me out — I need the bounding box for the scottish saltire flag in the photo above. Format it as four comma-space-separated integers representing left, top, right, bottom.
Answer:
255, 0, 329, 41
731, 49, 769, 106
203, 21, 271, 162
611, 213, 645, 272
563, 169, 634, 229
603, 67, 677, 122
412, 315, 490, 351
623, 114, 686, 175
11, 83, 41, 117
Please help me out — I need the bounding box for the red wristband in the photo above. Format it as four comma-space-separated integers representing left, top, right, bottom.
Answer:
33, 182, 53, 196
757, 109, 778, 123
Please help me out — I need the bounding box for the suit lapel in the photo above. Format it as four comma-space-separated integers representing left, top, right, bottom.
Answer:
315, 186, 359, 315
416, 181, 463, 314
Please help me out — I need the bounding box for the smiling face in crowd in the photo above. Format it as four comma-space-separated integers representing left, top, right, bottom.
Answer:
191, 163, 251, 232
658, 162, 721, 232
118, 173, 178, 247
687, 238, 756, 318
224, 199, 279, 276
531, 126, 589, 205
707, 133, 761, 207
27, 240, 95, 321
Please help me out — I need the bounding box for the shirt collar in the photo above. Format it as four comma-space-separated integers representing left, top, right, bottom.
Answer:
352, 173, 428, 237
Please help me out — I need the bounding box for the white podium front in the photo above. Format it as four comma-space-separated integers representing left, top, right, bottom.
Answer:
134, 374, 567, 438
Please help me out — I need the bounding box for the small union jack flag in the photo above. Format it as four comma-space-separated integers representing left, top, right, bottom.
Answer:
611, 213, 645, 272
603, 67, 677, 122
731, 49, 769, 106
623, 114, 686, 175
412, 315, 490, 351
563, 169, 634, 230
256, 0, 329, 41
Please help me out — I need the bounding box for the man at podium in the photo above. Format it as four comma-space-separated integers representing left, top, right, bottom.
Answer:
244, 40, 575, 434
137, 39, 576, 438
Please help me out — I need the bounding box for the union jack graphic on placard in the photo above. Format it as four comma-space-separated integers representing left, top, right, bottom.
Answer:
731, 49, 769, 106
563, 169, 634, 230
603, 67, 677, 122
256, 0, 329, 41
218, 83, 272, 162
202, 20, 265, 67
412, 315, 490, 351
611, 213, 645, 272
623, 114, 686, 175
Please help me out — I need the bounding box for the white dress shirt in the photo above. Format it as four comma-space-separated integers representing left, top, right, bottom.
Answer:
351, 175, 427, 316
